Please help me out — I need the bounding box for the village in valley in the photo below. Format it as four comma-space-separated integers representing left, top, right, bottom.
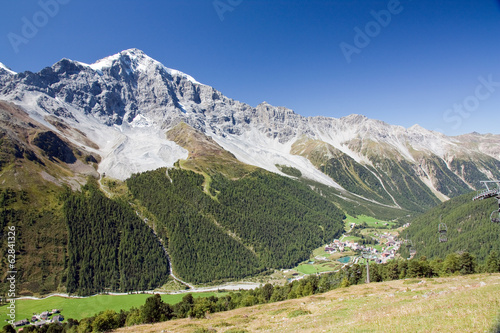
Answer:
10, 309, 64, 331
283, 216, 409, 282
322, 229, 402, 264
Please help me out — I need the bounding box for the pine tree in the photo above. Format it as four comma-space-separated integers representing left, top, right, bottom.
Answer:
458, 252, 476, 275
442, 253, 460, 275
485, 250, 499, 273
141, 294, 169, 323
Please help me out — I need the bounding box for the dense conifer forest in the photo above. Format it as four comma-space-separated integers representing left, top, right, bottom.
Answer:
400, 191, 500, 261
64, 182, 170, 295
127, 168, 345, 284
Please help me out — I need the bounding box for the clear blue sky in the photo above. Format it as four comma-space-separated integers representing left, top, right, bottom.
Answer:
1, 0, 499, 136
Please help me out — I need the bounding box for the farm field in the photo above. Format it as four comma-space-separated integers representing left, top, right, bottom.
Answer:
0, 291, 226, 324
295, 262, 340, 275
339, 235, 362, 242
344, 214, 397, 230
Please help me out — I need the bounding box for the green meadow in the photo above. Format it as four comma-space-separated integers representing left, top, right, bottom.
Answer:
339, 234, 363, 242
0, 291, 226, 324
344, 214, 396, 230
295, 262, 339, 275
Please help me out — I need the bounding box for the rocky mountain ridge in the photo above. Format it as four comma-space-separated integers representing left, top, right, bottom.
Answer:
1, 48, 499, 211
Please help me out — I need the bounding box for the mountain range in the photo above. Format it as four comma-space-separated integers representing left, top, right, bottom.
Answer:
1, 48, 499, 212
1, 48, 500, 294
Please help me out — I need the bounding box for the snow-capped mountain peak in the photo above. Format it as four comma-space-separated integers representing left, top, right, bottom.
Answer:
78, 48, 201, 84
76, 48, 154, 74
91, 48, 153, 71
0, 62, 16, 75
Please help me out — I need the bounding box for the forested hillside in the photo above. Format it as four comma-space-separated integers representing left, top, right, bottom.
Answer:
0, 102, 92, 296
0, 186, 67, 296
127, 168, 262, 284
64, 181, 170, 295
400, 191, 500, 261
291, 137, 445, 212
291, 138, 395, 206
127, 168, 345, 284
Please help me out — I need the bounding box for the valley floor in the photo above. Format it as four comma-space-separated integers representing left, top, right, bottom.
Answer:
114, 273, 500, 333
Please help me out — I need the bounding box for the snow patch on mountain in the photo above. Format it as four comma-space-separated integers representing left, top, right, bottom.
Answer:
97, 125, 188, 180
130, 114, 151, 128
211, 127, 343, 188
1, 89, 188, 180
177, 102, 188, 114
4, 92, 57, 130
64, 107, 189, 180
164, 68, 202, 85
88, 53, 121, 73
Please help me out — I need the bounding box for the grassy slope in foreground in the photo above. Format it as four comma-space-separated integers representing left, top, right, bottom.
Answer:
115, 273, 500, 333
0, 292, 226, 324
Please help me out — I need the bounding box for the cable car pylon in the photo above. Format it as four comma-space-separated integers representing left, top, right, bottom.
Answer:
473, 180, 500, 223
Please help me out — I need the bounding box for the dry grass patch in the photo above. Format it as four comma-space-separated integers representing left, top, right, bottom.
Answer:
287, 309, 311, 318
114, 274, 500, 333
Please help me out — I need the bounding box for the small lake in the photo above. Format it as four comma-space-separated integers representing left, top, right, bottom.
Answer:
338, 256, 351, 263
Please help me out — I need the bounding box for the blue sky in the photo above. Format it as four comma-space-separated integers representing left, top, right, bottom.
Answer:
1, 0, 499, 136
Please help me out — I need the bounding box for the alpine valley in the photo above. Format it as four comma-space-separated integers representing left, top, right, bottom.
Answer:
1, 49, 500, 296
